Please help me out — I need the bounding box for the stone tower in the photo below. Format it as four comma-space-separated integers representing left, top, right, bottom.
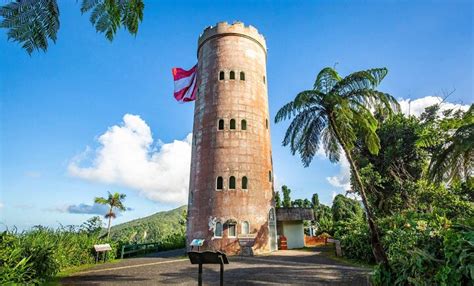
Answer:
187, 22, 277, 254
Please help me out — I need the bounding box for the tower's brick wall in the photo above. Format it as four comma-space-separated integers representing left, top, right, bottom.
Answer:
187, 22, 275, 254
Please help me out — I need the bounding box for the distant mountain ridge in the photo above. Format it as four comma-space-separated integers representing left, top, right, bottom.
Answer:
109, 205, 187, 244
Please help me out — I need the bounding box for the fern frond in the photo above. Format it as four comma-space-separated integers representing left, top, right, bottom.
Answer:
0, 0, 60, 54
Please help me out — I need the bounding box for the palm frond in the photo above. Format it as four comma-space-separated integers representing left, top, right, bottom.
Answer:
294, 114, 327, 167
428, 105, 474, 183
94, 197, 108, 205
333, 68, 388, 97
80, 0, 144, 41
322, 127, 340, 163
314, 67, 342, 93
0, 0, 60, 54
274, 90, 323, 123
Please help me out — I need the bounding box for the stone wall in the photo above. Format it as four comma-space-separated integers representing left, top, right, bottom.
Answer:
186, 22, 276, 254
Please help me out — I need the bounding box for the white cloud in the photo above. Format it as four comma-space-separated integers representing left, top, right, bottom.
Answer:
398, 96, 469, 117
0, 202, 4, 209
326, 156, 351, 191
68, 114, 192, 204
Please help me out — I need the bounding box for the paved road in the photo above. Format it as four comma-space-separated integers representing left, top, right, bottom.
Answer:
61, 248, 371, 285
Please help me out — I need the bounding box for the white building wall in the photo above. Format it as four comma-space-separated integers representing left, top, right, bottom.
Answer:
282, 221, 305, 249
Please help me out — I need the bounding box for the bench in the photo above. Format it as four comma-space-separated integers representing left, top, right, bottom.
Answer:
188, 251, 229, 286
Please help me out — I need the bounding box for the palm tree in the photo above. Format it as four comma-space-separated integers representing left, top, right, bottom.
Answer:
275, 67, 399, 266
428, 104, 473, 183
0, 0, 144, 54
95, 191, 127, 239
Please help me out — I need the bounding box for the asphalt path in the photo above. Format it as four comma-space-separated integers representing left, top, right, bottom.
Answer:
61, 248, 371, 285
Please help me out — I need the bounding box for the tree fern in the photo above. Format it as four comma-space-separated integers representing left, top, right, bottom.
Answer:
80, 0, 144, 41
0, 0, 60, 54
275, 66, 399, 266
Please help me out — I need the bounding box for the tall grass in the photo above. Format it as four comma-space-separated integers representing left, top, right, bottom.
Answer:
0, 225, 118, 285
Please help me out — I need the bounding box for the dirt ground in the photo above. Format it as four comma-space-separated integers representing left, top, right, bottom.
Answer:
61, 248, 372, 285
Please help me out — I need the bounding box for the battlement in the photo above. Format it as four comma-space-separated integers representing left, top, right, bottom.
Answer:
198, 21, 266, 53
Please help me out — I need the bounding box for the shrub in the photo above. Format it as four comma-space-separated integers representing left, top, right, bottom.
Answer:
333, 219, 375, 263
158, 233, 186, 251
435, 223, 474, 285
372, 213, 473, 285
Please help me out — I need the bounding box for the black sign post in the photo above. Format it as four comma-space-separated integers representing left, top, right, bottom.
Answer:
187, 251, 229, 286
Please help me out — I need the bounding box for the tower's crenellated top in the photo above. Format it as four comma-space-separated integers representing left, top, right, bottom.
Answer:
198, 21, 267, 55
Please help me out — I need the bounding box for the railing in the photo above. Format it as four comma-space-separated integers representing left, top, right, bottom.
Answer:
120, 242, 160, 259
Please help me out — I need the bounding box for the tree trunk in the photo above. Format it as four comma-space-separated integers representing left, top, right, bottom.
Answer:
329, 116, 389, 267
107, 209, 112, 239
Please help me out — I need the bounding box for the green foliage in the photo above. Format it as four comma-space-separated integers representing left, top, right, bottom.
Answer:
281, 185, 292, 208
436, 224, 474, 285
317, 206, 334, 235
80, 0, 144, 41
0, 0, 144, 54
275, 66, 398, 167
109, 205, 187, 245
310, 193, 334, 234
311, 193, 320, 207
0, 224, 117, 285
331, 194, 364, 222
0, 0, 60, 55
427, 104, 473, 184
414, 180, 474, 220
274, 191, 282, 208
81, 216, 104, 235
333, 218, 374, 263
95, 191, 127, 238
275, 66, 398, 265
372, 213, 473, 285
355, 114, 427, 216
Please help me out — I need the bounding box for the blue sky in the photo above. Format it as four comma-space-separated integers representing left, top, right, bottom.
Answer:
0, 0, 472, 230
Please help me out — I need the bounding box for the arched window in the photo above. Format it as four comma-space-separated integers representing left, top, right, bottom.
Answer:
240, 71, 245, 81
229, 176, 236, 189
230, 71, 235, 80
218, 119, 224, 130
241, 119, 247, 130
263, 75, 266, 84
227, 222, 236, 237
242, 176, 248, 189
242, 221, 249, 234
219, 71, 224, 80
266, 119, 269, 129
269, 171, 272, 182
216, 177, 223, 190
215, 222, 223, 237
230, 119, 236, 129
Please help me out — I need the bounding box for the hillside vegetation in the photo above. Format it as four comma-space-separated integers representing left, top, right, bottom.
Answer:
109, 205, 187, 246
0, 206, 187, 284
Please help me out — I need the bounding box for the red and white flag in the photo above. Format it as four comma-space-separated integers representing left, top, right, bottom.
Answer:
172, 64, 198, 102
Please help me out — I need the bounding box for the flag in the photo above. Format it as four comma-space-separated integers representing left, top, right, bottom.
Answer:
172, 64, 198, 102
